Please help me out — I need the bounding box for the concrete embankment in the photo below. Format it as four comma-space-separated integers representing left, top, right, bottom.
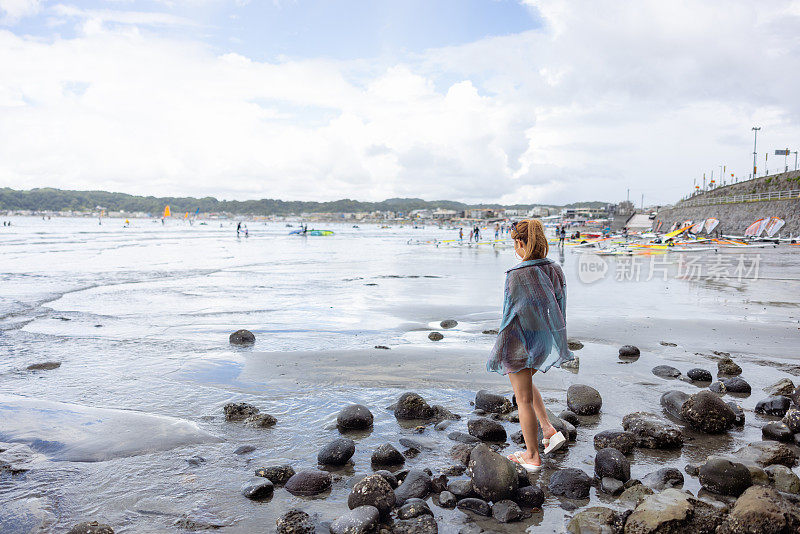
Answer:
654, 170, 800, 236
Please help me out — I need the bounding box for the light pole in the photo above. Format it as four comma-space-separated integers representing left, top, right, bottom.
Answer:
752, 126, 760, 178
794, 151, 798, 171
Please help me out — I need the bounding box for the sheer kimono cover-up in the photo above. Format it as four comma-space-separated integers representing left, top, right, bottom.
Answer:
487, 258, 575, 375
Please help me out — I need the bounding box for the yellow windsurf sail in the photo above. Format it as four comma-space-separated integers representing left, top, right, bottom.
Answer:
664, 224, 693, 238
163, 205, 171, 218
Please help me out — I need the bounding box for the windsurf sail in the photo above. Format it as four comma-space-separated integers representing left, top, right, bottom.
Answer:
690, 220, 706, 234
184, 212, 189, 219
664, 223, 694, 238
704, 218, 719, 233
764, 217, 785, 237
163, 205, 171, 218
744, 218, 768, 237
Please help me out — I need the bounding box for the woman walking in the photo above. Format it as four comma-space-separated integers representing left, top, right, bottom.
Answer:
487, 219, 574, 472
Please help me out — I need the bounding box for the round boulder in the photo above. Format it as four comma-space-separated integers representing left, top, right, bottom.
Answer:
223, 402, 259, 421
660, 390, 689, 419
593, 429, 637, 455
652, 365, 681, 379
765, 378, 795, 396
440, 319, 458, 329
594, 448, 630, 482
317, 437, 355, 466
698, 457, 752, 496
438, 491, 457, 508
467, 418, 507, 442
642, 467, 684, 490
276, 510, 314, 534
468, 443, 519, 502
397, 498, 433, 519
687, 368, 713, 382
284, 469, 332, 496
548, 468, 592, 499
330, 506, 380, 534
492, 500, 523, 523
337, 404, 374, 430
229, 329, 255, 345
716, 486, 800, 534
241, 478, 274, 501
622, 412, 683, 449
371, 443, 404, 467
680, 390, 736, 434
456, 498, 491, 516
348, 474, 396, 518
254, 465, 294, 485
567, 384, 602, 415
755, 396, 791, 417
764, 464, 800, 494
783, 408, 800, 433
516, 485, 544, 508
427, 332, 443, 341
717, 357, 742, 376
762, 421, 793, 442
394, 469, 433, 506
475, 390, 512, 414
722, 376, 751, 394
619, 345, 640, 357
394, 393, 435, 420
66, 522, 114, 534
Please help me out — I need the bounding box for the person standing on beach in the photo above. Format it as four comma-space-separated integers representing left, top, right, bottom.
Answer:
459, 228, 463, 242
487, 219, 574, 472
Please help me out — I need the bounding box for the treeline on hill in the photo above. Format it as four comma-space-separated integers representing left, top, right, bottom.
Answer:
0, 188, 608, 215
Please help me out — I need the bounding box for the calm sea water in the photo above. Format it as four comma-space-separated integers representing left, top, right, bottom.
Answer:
1, 216, 798, 532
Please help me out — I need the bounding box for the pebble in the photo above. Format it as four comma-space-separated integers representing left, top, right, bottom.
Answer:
652, 365, 681, 378
229, 329, 255, 345
26, 362, 61, 371
233, 445, 256, 455
765, 378, 795, 396
241, 478, 274, 501
392, 515, 438, 534
600, 477, 624, 495
686, 368, 712, 382
621, 412, 683, 449
440, 319, 458, 329
427, 332, 443, 341
619, 345, 640, 357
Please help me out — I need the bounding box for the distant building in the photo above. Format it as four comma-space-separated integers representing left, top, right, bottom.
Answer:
466, 208, 499, 219
431, 209, 458, 219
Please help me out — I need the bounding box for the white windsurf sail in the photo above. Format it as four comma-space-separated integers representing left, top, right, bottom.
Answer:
704, 218, 720, 233
764, 217, 785, 237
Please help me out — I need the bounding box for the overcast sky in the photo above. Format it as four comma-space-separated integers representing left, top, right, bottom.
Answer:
1, 0, 798, 205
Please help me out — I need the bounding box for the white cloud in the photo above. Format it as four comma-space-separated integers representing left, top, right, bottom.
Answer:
0, 0, 799, 204
0, 0, 41, 24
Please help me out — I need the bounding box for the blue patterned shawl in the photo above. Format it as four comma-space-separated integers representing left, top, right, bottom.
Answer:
487, 258, 574, 375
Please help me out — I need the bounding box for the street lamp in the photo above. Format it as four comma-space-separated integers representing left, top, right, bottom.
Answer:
751, 126, 760, 178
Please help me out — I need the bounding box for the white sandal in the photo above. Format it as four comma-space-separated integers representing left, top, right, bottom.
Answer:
542, 431, 567, 455
507, 450, 542, 473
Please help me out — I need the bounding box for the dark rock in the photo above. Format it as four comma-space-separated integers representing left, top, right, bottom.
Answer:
223, 402, 259, 421
441, 464, 466, 477
276, 510, 314, 534
717, 357, 742, 376
430, 405, 460, 422
515, 485, 544, 508
373, 470, 398, 489
660, 390, 690, 419
475, 390, 512, 414
559, 410, 580, 426
440, 319, 458, 329
567, 506, 625, 534
427, 332, 443, 341
764, 464, 800, 493
468, 443, 519, 502
374, 345, 389, 349
512, 462, 530, 488
448, 431, 480, 444
619, 345, 640, 357
243, 413, 277, 428
621, 412, 683, 449
318, 438, 356, 466
727, 401, 745, 425
483, 329, 499, 335
685, 463, 700, 476
687, 368, 713, 382
721, 377, 750, 396
394, 469, 432, 506
543, 407, 578, 441
467, 418, 506, 442
783, 408, 800, 433
567, 384, 602, 415
371, 444, 405, 467
789, 386, 800, 408
186, 455, 206, 466
394, 393, 435, 420
255, 465, 294, 485
561, 356, 580, 370
229, 329, 255, 344
762, 421, 794, 442
600, 477, 625, 495
456, 498, 491, 516
709, 381, 727, 394
349, 474, 396, 518
392, 515, 438, 534
492, 500, 523, 523
234, 445, 256, 455
447, 479, 474, 499
397, 498, 433, 519
548, 468, 592, 499
652, 365, 682, 378
241, 478, 274, 501
66, 522, 114, 534
699, 457, 752, 496
716, 485, 800, 534
284, 469, 332, 496
568, 339, 584, 350
399, 437, 435, 452
595, 448, 630, 482
449, 443, 473, 465
594, 429, 637, 455
660, 341, 678, 346
755, 396, 791, 416
734, 441, 798, 467
438, 491, 457, 508
642, 467, 684, 490
26, 362, 61, 371
430, 474, 448, 493
337, 404, 374, 430
765, 378, 795, 396
680, 390, 737, 433
330, 506, 380, 534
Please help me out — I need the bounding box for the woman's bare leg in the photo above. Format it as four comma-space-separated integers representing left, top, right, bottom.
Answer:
509, 369, 558, 464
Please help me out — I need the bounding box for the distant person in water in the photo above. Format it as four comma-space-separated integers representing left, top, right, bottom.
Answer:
559, 227, 566, 246
236, 222, 241, 237
459, 228, 463, 242
474, 226, 480, 242
487, 219, 574, 472
469, 229, 474, 242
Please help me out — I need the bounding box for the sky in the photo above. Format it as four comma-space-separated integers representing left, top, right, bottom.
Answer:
0, 0, 799, 205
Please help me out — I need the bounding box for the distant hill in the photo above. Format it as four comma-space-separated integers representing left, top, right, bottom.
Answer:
0, 187, 610, 215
